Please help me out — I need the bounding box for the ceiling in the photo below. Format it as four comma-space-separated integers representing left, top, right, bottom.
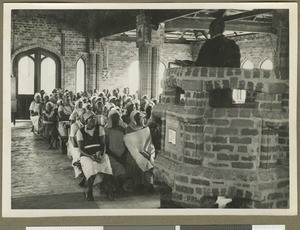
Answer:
15, 9, 275, 44
108, 9, 275, 43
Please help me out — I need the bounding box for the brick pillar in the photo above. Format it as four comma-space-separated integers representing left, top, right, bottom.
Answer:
95, 53, 100, 90
273, 9, 289, 80
136, 12, 163, 99
151, 47, 160, 98
138, 46, 152, 98
60, 30, 65, 56
88, 53, 96, 91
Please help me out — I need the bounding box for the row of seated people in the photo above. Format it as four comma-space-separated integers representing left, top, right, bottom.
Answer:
29, 88, 161, 201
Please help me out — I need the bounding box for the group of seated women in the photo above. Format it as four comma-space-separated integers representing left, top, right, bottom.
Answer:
29, 88, 161, 201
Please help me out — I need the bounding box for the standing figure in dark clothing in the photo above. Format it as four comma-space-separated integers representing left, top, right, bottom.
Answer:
194, 18, 241, 68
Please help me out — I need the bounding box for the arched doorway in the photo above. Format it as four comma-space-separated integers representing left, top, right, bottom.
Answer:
13, 48, 61, 119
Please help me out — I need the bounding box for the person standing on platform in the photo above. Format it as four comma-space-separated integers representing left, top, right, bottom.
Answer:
194, 18, 241, 68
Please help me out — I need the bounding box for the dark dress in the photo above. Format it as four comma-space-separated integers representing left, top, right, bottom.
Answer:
195, 35, 241, 68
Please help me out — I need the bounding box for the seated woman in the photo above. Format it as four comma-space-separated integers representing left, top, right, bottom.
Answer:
123, 110, 155, 194
67, 99, 84, 177
41, 102, 57, 148
57, 92, 73, 138
41, 93, 50, 112
76, 111, 114, 201
121, 101, 135, 125
105, 110, 127, 195
69, 99, 84, 125
93, 99, 105, 126
29, 92, 42, 134
143, 103, 154, 127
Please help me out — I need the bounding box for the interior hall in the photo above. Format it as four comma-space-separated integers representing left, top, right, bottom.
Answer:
9, 8, 289, 209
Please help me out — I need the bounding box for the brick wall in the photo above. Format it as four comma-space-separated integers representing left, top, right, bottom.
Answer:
153, 66, 289, 208
11, 9, 194, 95
161, 43, 193, 67
99, 41, 193, 92
11, 10, 89, 92
98, 40, 138, 92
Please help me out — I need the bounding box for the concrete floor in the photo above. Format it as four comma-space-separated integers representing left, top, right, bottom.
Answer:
11, 121, 160, 209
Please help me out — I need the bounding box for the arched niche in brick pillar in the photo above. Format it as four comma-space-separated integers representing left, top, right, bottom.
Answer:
153, 66, 289, 209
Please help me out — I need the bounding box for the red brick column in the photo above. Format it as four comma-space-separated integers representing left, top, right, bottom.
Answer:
136, 12, 163, 99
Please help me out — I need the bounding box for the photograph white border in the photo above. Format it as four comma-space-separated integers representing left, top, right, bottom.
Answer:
2, 2, 298, 217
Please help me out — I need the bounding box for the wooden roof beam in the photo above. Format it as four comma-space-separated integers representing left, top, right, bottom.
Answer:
223, 9, 273, 22
165, 18, 276, 34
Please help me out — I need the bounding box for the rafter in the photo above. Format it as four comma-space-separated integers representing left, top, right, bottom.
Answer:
165, 17, 276, 34
223, 9, 273, 22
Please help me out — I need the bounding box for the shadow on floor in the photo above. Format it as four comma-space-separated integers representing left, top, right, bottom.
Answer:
12, 192, 98, 209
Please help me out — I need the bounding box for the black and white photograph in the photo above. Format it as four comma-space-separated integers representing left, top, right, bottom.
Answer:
2, 3, 297, 217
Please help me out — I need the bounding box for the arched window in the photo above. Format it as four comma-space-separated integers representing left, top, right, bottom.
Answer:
41, 57, 56, 94
76, 58, 85, 93
128, 60, 139, 95
241, 59, 254, 69
260, 59, 273, 70
158, 62, 166, 96
18, 56, 35, 95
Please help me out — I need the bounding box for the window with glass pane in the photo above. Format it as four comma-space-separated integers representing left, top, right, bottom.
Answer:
18, 56, 35, 94
260, 59, 273, 70
41, 57, 56, 94
76, 58, 85, 93
158, 62, 166, 96
128, 60, 139, 95
242, 60, 254, 69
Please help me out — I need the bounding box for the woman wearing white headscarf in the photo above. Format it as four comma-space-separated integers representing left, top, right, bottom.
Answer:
41, 102, 57, 144
123, 110, 155, 194
67, 99, 85, 177
105, 109, 127, 195
76, 111, 113, 201
29, 92, 42, 134
143, 102, 155, 127
125, 110, 144, 133
69, 99, 84, 125
57, 92, 74, 137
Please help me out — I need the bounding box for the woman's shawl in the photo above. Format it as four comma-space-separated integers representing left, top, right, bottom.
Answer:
124, 127, 155, 172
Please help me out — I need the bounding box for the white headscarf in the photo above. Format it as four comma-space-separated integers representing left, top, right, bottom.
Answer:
34, 92, 41, 102
130, 110, 140, 126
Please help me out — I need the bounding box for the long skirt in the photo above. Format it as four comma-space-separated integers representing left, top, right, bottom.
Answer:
67, 142, 82, 178
30, 115, 40, 133
108, 155, 126, 178
80, 154, 113, 184
42, 122, 54, 140
58, 121, 69, 137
